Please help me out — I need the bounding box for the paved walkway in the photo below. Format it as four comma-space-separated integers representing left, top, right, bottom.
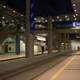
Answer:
0, 53, 25, 61
3, 51, 80, 80
0, 50, 58, 61
33, 52, 80, 80
1, 52, 74, 80
0, 51, 78, 80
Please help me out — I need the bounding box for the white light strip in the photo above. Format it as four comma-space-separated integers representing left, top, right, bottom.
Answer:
36, 36, 46, 41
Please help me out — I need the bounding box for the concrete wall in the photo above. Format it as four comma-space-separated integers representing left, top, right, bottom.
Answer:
71, 40, 80, 50
8, 43, 16, 53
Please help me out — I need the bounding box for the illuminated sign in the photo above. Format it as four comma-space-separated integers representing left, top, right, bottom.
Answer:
73, 22, 80, 27
55, 21, 80, 28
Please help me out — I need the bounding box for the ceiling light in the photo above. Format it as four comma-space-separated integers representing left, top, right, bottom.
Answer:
45, 20, 48, 22
36, 36, 46, 41
66, 18, 70, 21
20, 14, 23, 16
59, 19, 62, 21
2, 16, 5, 19
74, 10, 77, 12
75, 14, 78, 16
41, 17, 44, 20
0, 21, 1, 24
56, 16, 59, 19
13, 10, 16, 13
65, 16, 68, 18
74, 18, 77, 21
3, 5, 6, 8
11, 20, 14, 22
73, 15, 76, 18
34, 18, 37, 21
38, 20, 41, 23
73, 4, 76, 7
52, 19, 55, 22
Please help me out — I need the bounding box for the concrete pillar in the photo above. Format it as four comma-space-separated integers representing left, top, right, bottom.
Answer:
64, 33, 67, 50
0, 44, 2, 53
47, 16, 53, 54
55, 33, 60, 51
52, 25, 56, 50
25, 0, 34, 57
67, 33, 71, 49
66, 33, 69, 49
16, 35, 20, 55
65, 33, 71, 50
58, 33, 62, 51
25, 33, 34, 57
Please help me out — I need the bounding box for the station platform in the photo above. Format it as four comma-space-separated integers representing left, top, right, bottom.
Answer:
33, 52, 80, 80
0, 51, 78, 80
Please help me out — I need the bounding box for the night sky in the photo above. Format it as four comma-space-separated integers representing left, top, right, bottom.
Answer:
0, 0, 74, 16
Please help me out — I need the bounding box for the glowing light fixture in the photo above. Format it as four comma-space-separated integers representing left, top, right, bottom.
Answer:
74, 10, 77, 12
59, 19, 62, 21
38, 20, 41, 23
73, 4, 76, 7
20, 14, 23, 16
45, 20, 48, 22
3, 5, 6, 8
56, 16, 59, 19
36, 36, 46, 41
0, 21, 1, 23
65, 16, 68, 18
52, 19, 55, 22
73, 15, 76, 18
34, 18, 37, 21
2, 16, 5, 19
66, 18, 70, 21
41, 17, 44, 20
74, 18, 77, 21
13, 10, 16, 13
75, 14, 78, 16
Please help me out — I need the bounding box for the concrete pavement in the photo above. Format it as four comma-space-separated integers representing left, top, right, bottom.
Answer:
34, 52, 80, 80
2, 52, 74, 80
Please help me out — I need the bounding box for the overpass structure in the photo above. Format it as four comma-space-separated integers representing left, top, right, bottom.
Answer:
0, 0, 80, 57
0, 0, 80, 80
